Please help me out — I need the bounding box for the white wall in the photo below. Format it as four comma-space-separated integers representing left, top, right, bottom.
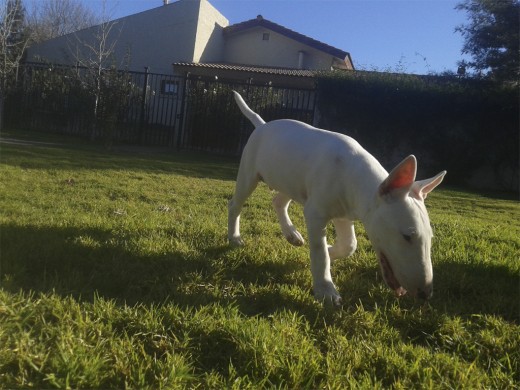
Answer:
224, 26, 336, 70
193, 0, 229, 63
26, 0, 228, 74
114, 0, 201, 73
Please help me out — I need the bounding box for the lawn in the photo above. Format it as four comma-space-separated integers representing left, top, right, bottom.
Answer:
1, 130, 519, 389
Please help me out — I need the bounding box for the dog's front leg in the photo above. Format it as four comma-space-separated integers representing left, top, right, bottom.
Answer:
304, 204, 342, 306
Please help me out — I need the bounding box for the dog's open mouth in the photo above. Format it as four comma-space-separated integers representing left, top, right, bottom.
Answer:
379, 253, 407, 297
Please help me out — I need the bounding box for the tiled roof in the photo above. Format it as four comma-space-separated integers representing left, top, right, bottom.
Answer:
173, 62, 318, 77
224, 16, 350, 61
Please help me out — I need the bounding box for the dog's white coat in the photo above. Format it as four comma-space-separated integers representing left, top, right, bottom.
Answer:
229, 91, 446, 305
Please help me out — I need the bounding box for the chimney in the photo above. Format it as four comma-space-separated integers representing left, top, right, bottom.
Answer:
163, 0, 169, 5
298, 51, 305, 69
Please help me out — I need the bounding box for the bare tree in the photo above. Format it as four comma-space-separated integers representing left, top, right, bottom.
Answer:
69, 0, 126, 142
0, 0, 31, 129
27, 0, 98, 43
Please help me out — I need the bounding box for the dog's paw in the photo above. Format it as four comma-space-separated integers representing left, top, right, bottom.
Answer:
229, 236, 245, 247
285, 229, 305, 246
328, 240, 357, 261
313, 282, 342, 307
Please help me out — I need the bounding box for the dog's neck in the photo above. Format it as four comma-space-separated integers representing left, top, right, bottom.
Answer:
342, 155, 388, 223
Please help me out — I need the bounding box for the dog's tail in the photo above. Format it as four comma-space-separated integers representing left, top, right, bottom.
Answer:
233, 91, 266, 128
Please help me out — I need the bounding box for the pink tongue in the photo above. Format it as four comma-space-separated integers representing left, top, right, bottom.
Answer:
394, 287, 407, 297
380, 253, 407, 296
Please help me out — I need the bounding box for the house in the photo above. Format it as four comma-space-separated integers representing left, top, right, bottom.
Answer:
26, 0, 354, 87
22, 0, 354, 151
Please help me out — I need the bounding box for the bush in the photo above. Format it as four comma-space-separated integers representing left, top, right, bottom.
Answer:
184, 80, 315, 155
316, 71, 518, 191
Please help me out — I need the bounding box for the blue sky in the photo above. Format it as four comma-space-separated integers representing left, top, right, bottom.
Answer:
26, 0, 471, 75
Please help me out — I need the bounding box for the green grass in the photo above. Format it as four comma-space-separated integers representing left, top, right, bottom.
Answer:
1, 130, 519, 389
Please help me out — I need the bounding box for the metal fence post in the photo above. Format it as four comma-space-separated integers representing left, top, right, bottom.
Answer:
139, 66, 149, 142
176, 73, 190, 149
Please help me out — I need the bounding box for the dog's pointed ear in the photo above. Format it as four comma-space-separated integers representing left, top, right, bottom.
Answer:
379, 155, 417, 198
411, 170, 447, 200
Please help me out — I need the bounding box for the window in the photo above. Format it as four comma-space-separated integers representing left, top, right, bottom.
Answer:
262, 33, 270, 41
161, 80, 178, 95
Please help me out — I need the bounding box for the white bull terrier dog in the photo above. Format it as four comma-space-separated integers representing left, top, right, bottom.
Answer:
228, 91, 446, 306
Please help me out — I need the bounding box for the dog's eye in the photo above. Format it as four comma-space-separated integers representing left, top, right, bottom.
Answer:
402, 234, 412, 242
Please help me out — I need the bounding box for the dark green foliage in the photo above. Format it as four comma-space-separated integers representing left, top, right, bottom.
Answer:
184, 80, 315, 154
316, 71, 518, 190
94, 66, 140, 147
455, 0, 520, 81
9, 63, 140, 145
184, 81, 246, 154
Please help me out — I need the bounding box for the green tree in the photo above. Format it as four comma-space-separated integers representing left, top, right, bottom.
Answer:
456, 0, 519, 81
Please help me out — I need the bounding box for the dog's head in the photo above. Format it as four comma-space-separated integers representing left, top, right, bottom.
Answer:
365, 155, 446, 300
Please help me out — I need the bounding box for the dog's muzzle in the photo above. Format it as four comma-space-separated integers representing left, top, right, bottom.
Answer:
379, 252, 433, 300
379, 252, 407, 297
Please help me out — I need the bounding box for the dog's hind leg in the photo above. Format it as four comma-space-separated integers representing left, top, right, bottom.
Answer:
328, 218, 357, 261
272, 192, 305, 246
228, 164, 259, 246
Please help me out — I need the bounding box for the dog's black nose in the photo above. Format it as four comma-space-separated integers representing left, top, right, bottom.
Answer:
417, 288, 432, 300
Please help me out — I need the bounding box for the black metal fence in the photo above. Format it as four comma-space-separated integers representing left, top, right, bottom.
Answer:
5, 63, 317, 155
182, 78, 316, 154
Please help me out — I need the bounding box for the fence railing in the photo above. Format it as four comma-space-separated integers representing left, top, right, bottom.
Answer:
182, 78, 316, 154
5, 63, 317, 155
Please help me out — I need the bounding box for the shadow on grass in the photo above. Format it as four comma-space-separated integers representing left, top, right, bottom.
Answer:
380, 259, 520, 362
0, 223, 321, 316
0, 142, 238, 182
432, 261, 519, 322
2, 223, 518, 324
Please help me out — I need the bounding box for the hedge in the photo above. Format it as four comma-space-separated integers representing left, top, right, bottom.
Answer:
316, 71, 518, 191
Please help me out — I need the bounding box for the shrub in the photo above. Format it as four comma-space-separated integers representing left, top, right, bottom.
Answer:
316, 71, 518, 191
